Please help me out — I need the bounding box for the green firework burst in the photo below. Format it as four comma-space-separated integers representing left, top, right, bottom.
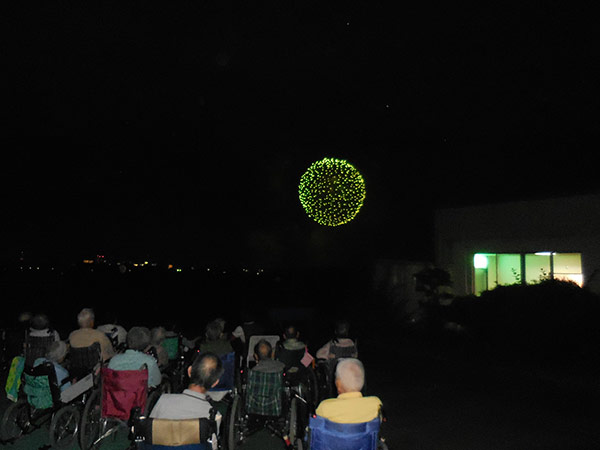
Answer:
298, 157, 366, 226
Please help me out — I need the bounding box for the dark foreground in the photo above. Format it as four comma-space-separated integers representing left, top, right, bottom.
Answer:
1, 333, 599, 450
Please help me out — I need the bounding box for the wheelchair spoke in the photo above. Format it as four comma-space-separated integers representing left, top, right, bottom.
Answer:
49, 405, 80, 449
80, 389, 101, 450
0, 400, 28, 442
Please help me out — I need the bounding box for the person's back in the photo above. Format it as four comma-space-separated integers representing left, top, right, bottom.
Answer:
316, 319, 358, 361
198, 320, 234, 357
28, 314, 60, 341
247, 340, 285, 416
316, 358, 381, 424
108, 326, 161, 388
150, 352, 223, 420
68, 308, 115, 362
146, 326, 169, 368
33, 340, 71, 392
275, 325, 307, 371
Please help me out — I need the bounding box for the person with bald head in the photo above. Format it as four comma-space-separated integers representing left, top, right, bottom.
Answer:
150, 351, 224, 419
315, 358, 382, 424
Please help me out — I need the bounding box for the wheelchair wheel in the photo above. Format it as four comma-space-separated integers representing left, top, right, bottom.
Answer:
378, 438, 389, 449
288, 396, 298, 445
306, 367, 319, 411
145, 387, 163, 416
79, 388, 101, 450
160, 373, 173, 394
49, 404, 80, 449
315, 362, 333, 402
227, 394, 243, 450
0, 399, 28, 441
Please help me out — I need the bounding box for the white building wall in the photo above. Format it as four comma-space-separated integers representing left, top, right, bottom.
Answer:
435, 193, 600, 296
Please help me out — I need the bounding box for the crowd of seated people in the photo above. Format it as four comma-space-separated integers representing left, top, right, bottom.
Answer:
5, 307, 381, 431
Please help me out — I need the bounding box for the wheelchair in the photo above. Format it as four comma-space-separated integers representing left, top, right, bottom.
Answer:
129, 403, 222, 449
160, 331, 191, 394
0, 361, 81, 449
304, 415, 388, 450
225, 335, 308, 450
79, 366, 159, 449
275, 344, 319, 414
207, 351, 236, 402
315, 339, 359, 403
23, 331, 56, 368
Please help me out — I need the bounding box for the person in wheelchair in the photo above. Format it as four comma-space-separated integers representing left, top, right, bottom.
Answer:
146, 326, 169, 369
33, 339, 71, 392
315, 358, 382, 424
275, 325, 314, 394
227, 339, 305, 449
198, 319, 234, 357
28, 313, 61, 341
68, 308, 115, 362
150, 351, 223, 420
315, 319, 358, 361
275, 324, 307, 367
252, 338, 285, 375
108, 326, 162, 389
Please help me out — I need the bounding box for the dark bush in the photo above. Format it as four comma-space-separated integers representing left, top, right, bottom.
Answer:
443, 280, 600, 366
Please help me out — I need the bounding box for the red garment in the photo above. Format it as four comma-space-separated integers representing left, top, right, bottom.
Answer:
101, 367, 148, 421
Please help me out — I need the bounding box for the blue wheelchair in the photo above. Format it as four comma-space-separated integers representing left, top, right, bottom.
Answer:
305, 415, 388, 450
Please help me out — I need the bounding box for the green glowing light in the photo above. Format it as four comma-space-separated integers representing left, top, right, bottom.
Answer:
473, 254, 489, 269
298, 157, 366, 226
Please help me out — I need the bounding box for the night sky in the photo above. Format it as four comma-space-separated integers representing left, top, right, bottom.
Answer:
3, 2, 599, 269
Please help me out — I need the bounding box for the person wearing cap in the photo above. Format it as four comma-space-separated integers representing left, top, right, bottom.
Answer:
34, 340, 71, 391
108, 326, 162, 388
28, 313, 61, 341
315, 358, 382, 424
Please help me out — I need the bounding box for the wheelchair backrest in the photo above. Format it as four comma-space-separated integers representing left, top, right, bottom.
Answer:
162, 333, 181, 361
132, 415, 216, 449
23, 361, 61, 410
101, 367, 148, 421
24, 333, 55, 368
209, 351, 235, 392
276, 346, 306, 371
308, 416, 381, 450
330, 339, 358, 360
68, 341, 101, 381
245, 335, 280, 368
246, 369, 284, 416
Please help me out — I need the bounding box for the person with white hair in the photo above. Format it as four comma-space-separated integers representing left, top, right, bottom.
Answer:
108, 326, 162, 388
34, 340, 71, 391
68, 308, 115, 362
315, 358, 382, 424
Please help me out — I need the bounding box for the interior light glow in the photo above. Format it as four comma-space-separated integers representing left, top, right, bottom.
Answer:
473, 253, 489, 269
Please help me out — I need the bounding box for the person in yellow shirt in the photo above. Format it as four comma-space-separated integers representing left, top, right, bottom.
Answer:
315, 358, 382, 424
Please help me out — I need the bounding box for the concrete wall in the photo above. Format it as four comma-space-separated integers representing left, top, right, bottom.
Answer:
434, 193, 600, 296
